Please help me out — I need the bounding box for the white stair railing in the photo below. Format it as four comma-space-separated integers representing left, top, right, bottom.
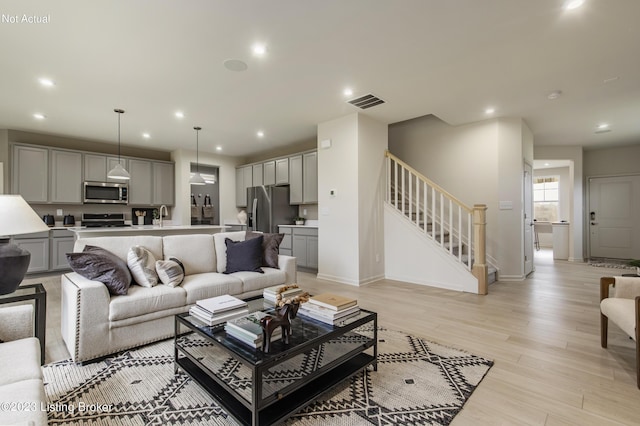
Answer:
385, 151, 488, 294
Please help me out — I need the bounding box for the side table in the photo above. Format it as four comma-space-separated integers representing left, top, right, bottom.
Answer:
0, 283, 46, 364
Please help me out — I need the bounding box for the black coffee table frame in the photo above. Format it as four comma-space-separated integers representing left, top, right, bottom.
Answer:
174, 298, 377, 426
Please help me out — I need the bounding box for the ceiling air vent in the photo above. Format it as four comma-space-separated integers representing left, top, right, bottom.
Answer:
347, 93, 385, 110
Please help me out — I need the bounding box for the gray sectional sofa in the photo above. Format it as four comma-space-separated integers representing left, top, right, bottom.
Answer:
61, 231, 296, 363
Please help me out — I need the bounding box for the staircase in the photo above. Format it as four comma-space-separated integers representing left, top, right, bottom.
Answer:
385, 151, 493, 293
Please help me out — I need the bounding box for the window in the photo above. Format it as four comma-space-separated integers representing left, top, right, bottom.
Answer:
534, 176, 559, 222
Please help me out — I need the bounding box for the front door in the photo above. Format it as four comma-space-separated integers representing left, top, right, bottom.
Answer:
524, 163, 534, 275
589, 175, 640, 259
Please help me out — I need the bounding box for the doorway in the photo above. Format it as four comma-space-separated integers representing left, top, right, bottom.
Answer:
524, 163, 534, 275
190, 164, 219, 225
589, 175, 640, 259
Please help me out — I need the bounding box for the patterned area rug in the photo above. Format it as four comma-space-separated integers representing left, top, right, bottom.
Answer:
43, 328, 493, 425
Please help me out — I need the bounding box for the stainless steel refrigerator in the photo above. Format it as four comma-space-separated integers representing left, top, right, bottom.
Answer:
247, 186, 298, 233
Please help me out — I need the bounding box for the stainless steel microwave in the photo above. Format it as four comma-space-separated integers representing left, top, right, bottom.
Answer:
83, 181, 128, 204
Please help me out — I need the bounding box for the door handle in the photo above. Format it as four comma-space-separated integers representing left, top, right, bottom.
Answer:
591, 221, 598, 225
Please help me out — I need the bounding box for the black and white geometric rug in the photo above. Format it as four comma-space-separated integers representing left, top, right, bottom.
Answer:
43, 328, 493, 425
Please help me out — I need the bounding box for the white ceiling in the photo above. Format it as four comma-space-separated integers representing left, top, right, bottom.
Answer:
1, 0, 639, 157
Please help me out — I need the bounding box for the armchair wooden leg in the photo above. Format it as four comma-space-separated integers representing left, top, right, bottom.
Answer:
601, 314, 608, 348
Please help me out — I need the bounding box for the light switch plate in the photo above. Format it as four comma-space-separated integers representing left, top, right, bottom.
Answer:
499, 201, 513, 210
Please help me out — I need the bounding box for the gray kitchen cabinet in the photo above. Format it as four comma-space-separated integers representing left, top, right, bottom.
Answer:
279, 226, 317, 270
84, 154, 128, 182
275, 158, 289, 185
13, 232, 50, 273
51, 230, 74, 271
263, 161, 276, 186
50, 149, 83, 203
152, 161, 174, 206
235, 166, 253, 207
252, 164, 263, 186
12, 145, 48, 202
302, 151, 318, 204
289, 155, 303, 204
128, 159, 153, 205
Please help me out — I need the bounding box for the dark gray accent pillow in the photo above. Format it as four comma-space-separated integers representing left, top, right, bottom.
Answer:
224, 236, 264, 274
66, 245, 132, 295
245, 231, 284, 269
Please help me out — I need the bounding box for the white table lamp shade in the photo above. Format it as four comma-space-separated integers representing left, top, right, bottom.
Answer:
0, 195, 50, 236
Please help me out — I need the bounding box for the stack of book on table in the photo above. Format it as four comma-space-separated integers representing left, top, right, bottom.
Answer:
298, 293, 360, 325
262, 285, 304, 303
189, 294, 249, 326
225, 311, 281, 348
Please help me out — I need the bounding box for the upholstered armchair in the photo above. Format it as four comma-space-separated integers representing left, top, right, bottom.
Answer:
600, 276, 640, 388
0, 304, 34, 342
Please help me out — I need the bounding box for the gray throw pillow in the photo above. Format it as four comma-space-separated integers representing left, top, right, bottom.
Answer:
245, 231, 284, 269
66, 245, 132, 295
156, 257, 185, 287
224, 236, 264, 274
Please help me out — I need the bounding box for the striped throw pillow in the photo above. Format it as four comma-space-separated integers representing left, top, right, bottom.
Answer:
127, 246, 158, 287
156, 257, 185, 287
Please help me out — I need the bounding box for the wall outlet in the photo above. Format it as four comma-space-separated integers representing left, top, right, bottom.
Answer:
56, 209, 63, 216
330, 189, 337, 198
303, 208, 307, 216
375, 253, 380, 263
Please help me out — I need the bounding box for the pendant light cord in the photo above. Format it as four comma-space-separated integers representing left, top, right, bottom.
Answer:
114, 108, 125, 164
194, 126, 202, 174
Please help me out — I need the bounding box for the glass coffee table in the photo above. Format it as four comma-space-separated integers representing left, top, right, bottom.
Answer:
174, 297, 377, 426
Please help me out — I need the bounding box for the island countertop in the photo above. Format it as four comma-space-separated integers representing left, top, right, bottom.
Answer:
67, 225, 228, 238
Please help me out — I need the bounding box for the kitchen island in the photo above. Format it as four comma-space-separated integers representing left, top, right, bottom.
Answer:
67, 224, 228, 239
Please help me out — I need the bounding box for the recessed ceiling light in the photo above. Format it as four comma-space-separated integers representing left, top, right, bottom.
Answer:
544, 163, 550, 167
142, 133, 150, 139
343, 88, 353, 97
257, 131, 265, 138
216, 146, 222, 151
485, 107, 495, 114
597, 123, 609, 129
223, 59, 248, 72
38, 78, 55, 87
175, 111, 184, 119
252, 43, 267, 56
33, 113, 46, 120
547, 90, 562, 100
564, 0, 584, 10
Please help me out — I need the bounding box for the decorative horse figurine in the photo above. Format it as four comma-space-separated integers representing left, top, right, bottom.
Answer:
260, 302, 300, 352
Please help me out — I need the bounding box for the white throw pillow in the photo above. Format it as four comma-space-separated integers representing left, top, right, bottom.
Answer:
127, 246, 158, 287
156, 258, 185, 287
213, 231, 246, 273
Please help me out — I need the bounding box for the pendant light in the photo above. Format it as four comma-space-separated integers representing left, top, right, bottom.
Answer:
189, 126, 206, 185
107, 108, 131, 180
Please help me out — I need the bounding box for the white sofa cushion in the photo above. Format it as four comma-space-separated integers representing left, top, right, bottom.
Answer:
127, 246, 159, 287
0, 379, 48, 426
213, 231, 246, 273
109, 285, 187, 321
181, 272, 243, 304
163, 234, 216, 274
75, 236, 163, 263
0, 338, 42, 386
232, 268, 287, 294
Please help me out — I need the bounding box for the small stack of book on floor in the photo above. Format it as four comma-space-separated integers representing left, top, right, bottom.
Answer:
189, 294, 249, 326
298, 293, 360, 325
262, 284, 304, 303
225, 311, 281, 348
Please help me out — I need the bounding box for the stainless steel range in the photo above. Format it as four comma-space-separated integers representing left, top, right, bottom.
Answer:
81, 213, 130, 228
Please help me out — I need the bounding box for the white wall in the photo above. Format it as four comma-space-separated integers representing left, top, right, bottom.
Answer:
534, 146, 584, 262
171, 149, 241, 226
357, 114, 387, 283
389, 115, 530, 279
317, 114, 360, 284
0, 130, 8, 194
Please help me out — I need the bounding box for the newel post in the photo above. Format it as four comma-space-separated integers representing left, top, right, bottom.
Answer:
472, 204, 488, 295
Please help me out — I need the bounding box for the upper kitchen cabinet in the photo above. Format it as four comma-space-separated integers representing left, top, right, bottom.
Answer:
275, 158, 289, 185
128, 159, 153, 205
50, 149, 83, 203
11, 144, 48, 202
302, 151, 318, 204
289, 155, 303, 204
252, 164, 263, 186
263, 161, 276, 186
152, 162, 174, 206
84, 153, 128, 182
235, 165, 253, 207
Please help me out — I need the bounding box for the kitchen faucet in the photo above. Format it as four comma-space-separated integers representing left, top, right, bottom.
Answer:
159, 205, 168, 227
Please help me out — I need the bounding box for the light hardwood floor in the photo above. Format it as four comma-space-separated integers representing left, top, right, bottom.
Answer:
24, 249, 639, 425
